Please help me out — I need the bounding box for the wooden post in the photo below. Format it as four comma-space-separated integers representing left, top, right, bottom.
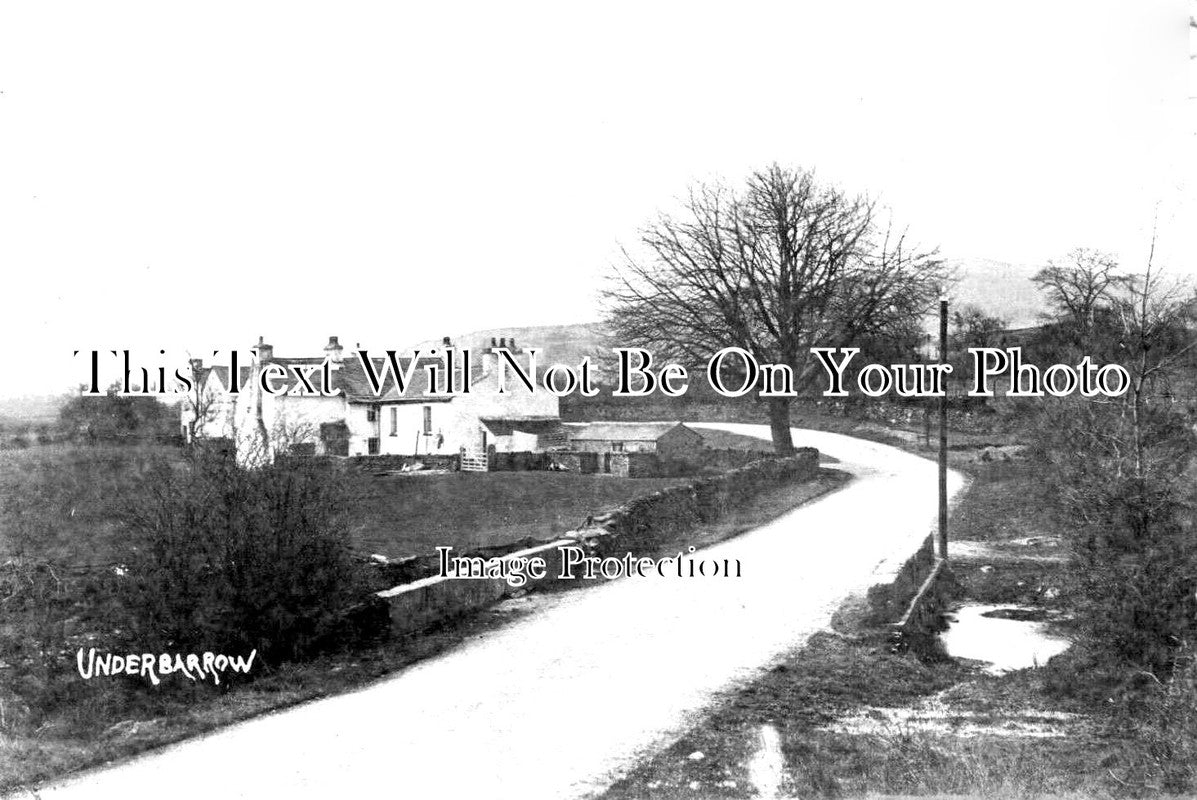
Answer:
938, 298, 949, 561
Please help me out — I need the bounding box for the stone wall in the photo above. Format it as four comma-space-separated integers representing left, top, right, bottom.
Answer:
692, 450, 817, 522
347, 453, 461, 472
605, 452, 660, 478
489, 451, 552, 471
545, 451, 599, 474
866, 534, 937, 624
377, 539, 579, 637
578, 448, 819, 555
863, 533, 957, 654
276, 453, 463, 472
375, 447, 822, 636
696, 447, 776, 472
605, 448, 779, 478
375, 446, 780, 478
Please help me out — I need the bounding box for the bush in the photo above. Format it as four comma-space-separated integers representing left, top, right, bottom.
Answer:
1105, 650, 1197, 793
117, 450, 366, 665
1068, 476, 1197, 674
1032, 399, 1197, 677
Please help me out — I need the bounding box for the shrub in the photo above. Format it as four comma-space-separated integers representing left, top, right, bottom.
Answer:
117, 450, 366, 665
1106, 650, 1197, 793
1067, 476, 1197, 674
1032, 398, 1197, 677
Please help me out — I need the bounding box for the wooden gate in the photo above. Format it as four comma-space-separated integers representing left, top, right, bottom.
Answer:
459, 447, 489, 472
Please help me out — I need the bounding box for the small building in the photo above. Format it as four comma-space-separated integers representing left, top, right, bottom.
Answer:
566, 421, 705, 461
183, 334, 565, 462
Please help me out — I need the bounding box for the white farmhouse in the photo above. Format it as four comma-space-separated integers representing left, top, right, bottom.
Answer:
183, 336, 564, 462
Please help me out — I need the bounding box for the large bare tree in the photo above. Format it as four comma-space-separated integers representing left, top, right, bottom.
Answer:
605, 164, 947, 453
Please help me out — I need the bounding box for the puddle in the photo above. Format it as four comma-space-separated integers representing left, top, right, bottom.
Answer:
941, 603, 1070, 674
746, 724, 784, 800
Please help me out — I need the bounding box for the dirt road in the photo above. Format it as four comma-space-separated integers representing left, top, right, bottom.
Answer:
29, 424, 964, 800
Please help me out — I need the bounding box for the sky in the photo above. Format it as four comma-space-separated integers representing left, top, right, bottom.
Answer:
0, 1, 1193, 398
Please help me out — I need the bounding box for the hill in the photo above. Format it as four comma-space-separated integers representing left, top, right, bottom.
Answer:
429, 258, 1047, 367
0, 394, 69, 428
946, 256, 1045, 328
411, 322, 613, 367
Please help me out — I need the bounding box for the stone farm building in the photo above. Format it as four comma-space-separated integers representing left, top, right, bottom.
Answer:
183, 336, 564, 461
565, 422, 704, 461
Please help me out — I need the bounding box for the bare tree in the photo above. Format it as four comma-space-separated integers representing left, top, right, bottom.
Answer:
1032, 248, 1126, 335
606, 164, 947, 453
183, 358, 219, 442
1110, 237, 1197, 478
268, 407, 318, 456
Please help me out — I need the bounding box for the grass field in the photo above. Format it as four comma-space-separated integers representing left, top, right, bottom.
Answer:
345, 471, 691, 556
0, 444, 692, 562
0, 443, 176, 563
348, 424, 826, 558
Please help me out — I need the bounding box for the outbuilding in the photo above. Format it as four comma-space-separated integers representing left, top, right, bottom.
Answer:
566, 421, 705, 461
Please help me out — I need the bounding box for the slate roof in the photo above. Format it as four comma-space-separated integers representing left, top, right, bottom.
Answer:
199, 365, 254, 393
566, 421, 698, 442
256, 356, 466, 402
199, 351, 544, 404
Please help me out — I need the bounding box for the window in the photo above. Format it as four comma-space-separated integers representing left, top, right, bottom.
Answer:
612, 442, 624, 452
366, 408, 377, 423
367, 437, 380, 455
423, 405, 432, 435
390, 407, 398, 436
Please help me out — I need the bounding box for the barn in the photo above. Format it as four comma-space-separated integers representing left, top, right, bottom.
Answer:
565, 421, 705, 461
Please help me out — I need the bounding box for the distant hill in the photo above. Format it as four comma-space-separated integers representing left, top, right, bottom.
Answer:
411, 322, 613, 367
421, 258, 1046, 370
945, 257, 1046, 328
0, 393, 68, 426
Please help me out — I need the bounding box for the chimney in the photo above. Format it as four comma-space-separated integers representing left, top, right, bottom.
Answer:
442, 336, 452, 348
257, 336, 274, 362
189, 357, 204, 373
324, 335, 344, 363
499, 337, 507, 348
483, 337, 499, 376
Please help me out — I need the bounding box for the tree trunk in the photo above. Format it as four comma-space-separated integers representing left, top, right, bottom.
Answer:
767, 397, 795, 455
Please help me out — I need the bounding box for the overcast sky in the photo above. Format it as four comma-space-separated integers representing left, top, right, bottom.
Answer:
0, 1, 1193, 397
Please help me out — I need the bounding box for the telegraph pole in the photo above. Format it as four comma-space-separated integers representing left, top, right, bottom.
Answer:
938, 298, 949, 560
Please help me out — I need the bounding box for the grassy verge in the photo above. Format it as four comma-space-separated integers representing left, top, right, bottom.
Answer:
601, 457, 1138, 799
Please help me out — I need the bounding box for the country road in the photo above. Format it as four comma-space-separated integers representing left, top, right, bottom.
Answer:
24, 424, 965, 800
